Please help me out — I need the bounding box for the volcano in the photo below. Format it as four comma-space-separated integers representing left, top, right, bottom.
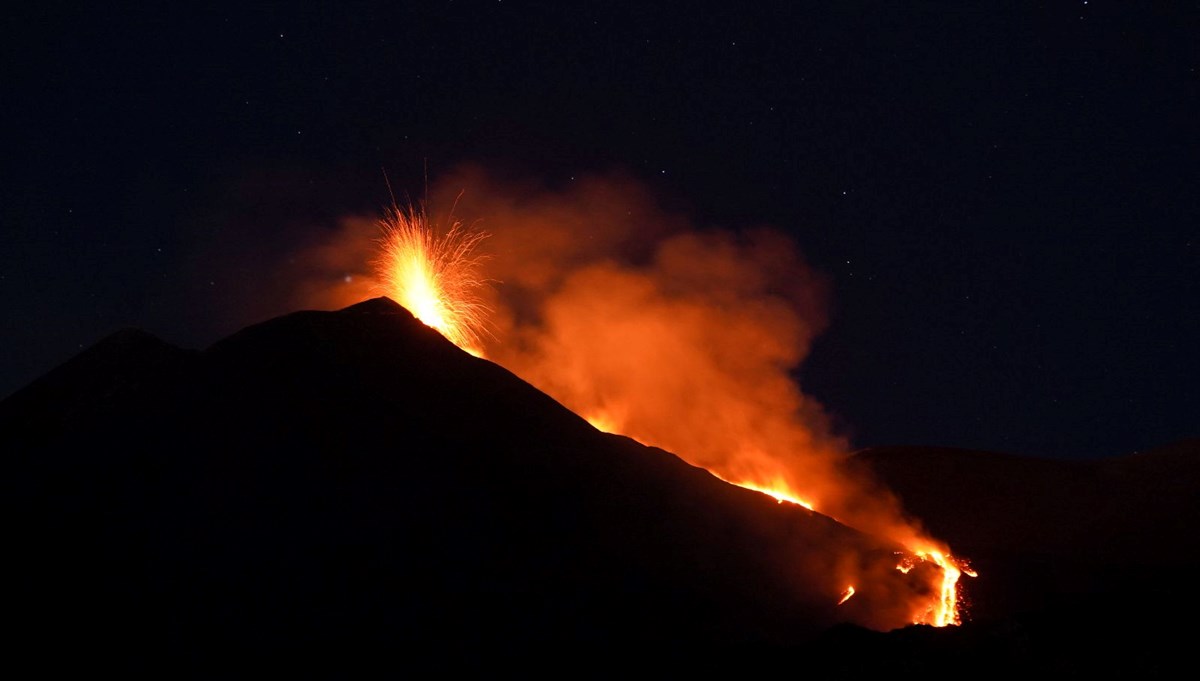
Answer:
2, 298, 1195, 675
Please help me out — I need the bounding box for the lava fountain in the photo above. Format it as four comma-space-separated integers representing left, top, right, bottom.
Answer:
374, 203, 492, 357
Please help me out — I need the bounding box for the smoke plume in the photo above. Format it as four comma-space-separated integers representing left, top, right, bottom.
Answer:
289, 164, 960, 626
423, 167, 925, 543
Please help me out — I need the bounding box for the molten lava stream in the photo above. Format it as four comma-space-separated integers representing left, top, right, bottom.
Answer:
732, 478, 973, 625
584, 414, 975, 626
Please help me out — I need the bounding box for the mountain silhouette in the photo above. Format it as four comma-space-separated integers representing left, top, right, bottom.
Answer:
1, 298, 920, 675
3, 297, 1194, 675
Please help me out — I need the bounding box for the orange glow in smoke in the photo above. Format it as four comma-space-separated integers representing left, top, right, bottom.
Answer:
355, 176, 975, 630
585, 409, 630, 439
374, 204, 491, 357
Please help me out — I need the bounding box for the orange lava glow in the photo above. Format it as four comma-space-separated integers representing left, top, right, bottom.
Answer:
589, 399, 971, 626
584, 389, 970, 625
584, 409, 630, 439
904, 549, 974, 626
352, 174, 976, 631
837, 586, 856, 605
723, 478, 970, 625
374, 204, 491, 356
719, 476, 815, 511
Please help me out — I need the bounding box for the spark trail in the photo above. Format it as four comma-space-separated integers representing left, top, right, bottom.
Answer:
374, 204, 491, 356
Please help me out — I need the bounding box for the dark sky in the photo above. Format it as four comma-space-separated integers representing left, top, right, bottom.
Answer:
2, 2, 1195, 460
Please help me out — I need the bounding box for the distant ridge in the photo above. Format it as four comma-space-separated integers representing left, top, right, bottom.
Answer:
0, 326, 195, 436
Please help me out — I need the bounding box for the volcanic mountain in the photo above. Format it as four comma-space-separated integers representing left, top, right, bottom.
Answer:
2, 298, 1194, 674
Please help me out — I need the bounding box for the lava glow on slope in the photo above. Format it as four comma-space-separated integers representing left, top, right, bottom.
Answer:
585, 412, 974, 626
714, 475, 816, 511
368, 196, 973, 629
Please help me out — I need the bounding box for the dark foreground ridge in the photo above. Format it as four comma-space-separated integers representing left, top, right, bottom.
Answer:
0, 299, 898, 674
2, 298, 1195, 676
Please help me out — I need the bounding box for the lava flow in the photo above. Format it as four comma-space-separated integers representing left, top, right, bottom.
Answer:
837, 586, 856, 605
365, 185, 974, 628
591, 409, 975, 627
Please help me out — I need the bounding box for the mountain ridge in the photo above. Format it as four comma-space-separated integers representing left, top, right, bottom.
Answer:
3, 298, 1194, 674
0, 298, 924, 673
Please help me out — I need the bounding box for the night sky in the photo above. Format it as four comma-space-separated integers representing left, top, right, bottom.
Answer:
3, 2, 1195, 461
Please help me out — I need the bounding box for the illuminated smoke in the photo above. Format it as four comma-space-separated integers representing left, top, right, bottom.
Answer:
428, 165, 972, 626
292, 164, 972, 627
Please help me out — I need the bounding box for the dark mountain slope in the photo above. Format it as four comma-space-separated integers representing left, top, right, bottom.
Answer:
10, 298, 1193, 675
1, 298, 920, 675
1, 326, 195, 439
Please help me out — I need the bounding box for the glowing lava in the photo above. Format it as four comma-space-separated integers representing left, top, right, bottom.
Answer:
730, 480, 971, 624
585, 409, 628, 438
726, 474, 973, 625
374, 204, 491, 356
837, 586, 855, 605
725, 480, 973, 624
367, 192, 974, 629
719, 477, 815, 511
903, 549, 976, 626
586, 395, 972, 625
